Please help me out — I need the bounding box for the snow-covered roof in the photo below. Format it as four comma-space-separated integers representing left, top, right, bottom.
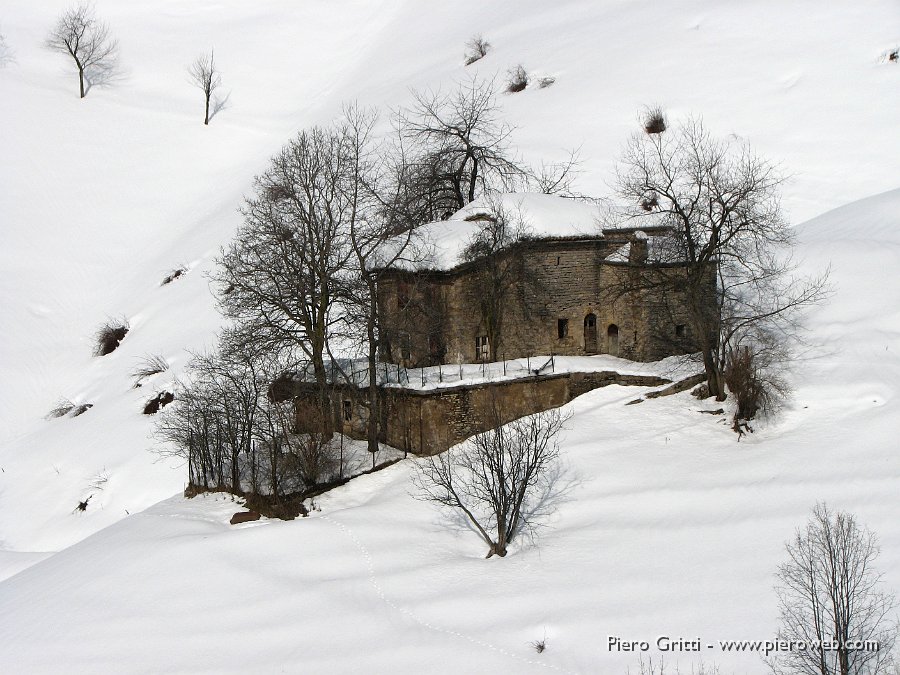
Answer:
413, 193, 602, 271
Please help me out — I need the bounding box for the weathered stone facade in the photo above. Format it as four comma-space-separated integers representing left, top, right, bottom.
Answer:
378, 226, 707, 366
294, 370, 671, 456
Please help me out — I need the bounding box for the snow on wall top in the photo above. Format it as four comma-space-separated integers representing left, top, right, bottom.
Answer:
415, 193, 602, 271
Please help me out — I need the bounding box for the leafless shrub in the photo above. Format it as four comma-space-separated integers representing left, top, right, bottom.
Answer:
160, 266, 187, 285
283, 432, 340, 489
94, 317, 129, 356
89, 468, 109, 491
71, 403, 93, 417
627, 657, 721, 674
724, 333, 791, 437
143, 391, 174, 415
464, 34, 491, 65
770, 503, 897, 675
46, 3, 118, 98
415, 405, 568, 558
531, 638, 547, 653
642, 106, 667, 134
131, 354, 169, 388
506, 64, 528, 92
73, 495, 92, 513
537, 76, 555, 88
46, 398, 76, 419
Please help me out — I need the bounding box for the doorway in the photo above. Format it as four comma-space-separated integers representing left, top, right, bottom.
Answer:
606, 324, 619, 356
584, 313, 597, 353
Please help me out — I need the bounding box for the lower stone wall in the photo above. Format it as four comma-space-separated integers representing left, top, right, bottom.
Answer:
296, 370, 669, 456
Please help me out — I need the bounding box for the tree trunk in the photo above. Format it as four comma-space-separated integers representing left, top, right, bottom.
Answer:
78, 68, 85, 99
366, 304, 380, 458
204, 93, 210, 125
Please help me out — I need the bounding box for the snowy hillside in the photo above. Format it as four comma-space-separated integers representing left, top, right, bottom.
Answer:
1, 0, 899, 672
1, 186, 899, 673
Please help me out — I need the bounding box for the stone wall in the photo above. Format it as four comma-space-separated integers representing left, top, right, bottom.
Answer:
294, 370, 670, 456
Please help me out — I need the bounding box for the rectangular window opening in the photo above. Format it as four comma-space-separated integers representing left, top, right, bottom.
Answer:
342, 400, 352, 422
400, 332, 411, 360
675, 324, 686, 338
557, 318, 569, 339
476, 335, 490, 360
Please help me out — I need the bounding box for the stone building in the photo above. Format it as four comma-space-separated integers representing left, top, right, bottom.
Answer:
377, 194, 706, 367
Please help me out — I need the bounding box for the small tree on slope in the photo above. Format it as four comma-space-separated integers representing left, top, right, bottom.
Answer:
46, 3, 118, 98
770, 503, 897, 675
415, 405, 568, 558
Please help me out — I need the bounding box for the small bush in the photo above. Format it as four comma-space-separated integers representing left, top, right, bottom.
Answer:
506, 64, 528, 92
531, 638, 547, 653
642, 106, 667, 134
464, 34, 491, 65
143, 391, 175, 415
73, 495, 92, 513
47, 398, 75, 419
94, 318, 129, 356
889, 49, 898, 62
160, 266, 187, 285
131, 354, 169, 388
71, 403, 93, 417
724, 344, 788, 436
537, 76, 555, 89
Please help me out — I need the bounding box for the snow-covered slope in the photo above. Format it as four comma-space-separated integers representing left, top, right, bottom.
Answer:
1, 1, 899, 671
2, 0, 899, 553
1, 187, 899, 674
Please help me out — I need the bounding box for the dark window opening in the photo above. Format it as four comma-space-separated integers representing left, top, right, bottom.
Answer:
342, 400, 352, 422
397, 280, 410, 309
556, 256, 561, 266
476, 335, 490, 360
557, 318, 569, 339
400, 332, 411, 360
675, 324, 686, 337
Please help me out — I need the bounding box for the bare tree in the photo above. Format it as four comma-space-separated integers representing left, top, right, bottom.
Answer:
415, 405, 568, 558
46, 3, 118, 98
334, 106, 425, 459
770, 503, 897, 675
215, 124, 356, 424
396, 77, 529, 220
459, 197, 537, 362
464, 34, 491, 65
188, 50, 223, 125
612, 114, 829, 408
